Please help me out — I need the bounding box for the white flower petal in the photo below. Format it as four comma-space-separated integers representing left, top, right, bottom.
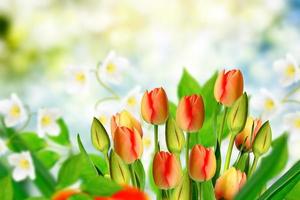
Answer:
12, 168, 28, 181
45, 123, 60, 136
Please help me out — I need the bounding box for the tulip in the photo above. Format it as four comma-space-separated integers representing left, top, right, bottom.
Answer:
141, 87, 169, 125
215, 167, 247, 200
52, 189, 80, 200
235, 117, 262, 151
114, 127, 143, 164
91, 117, 110, 153
176, 94, 205, 133
153, 151, 182, 189
214, 69, 244, 107
94, 187, 149, 200
165, 117, 185, 153
111, 110, 143, 138
188, 145, 216, 182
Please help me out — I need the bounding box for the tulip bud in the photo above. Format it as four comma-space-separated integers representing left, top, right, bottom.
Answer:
227, 93, 248, 135
172, 173, 190, 200
111, 110, 143, 138
110, 151, 131, 185
188, 145, 216, 182
214, 69, 244, 107
153, 151, 182, 189
215, 167, 247, 200
141, 87, 169, 125
165, 117, 185, 153
235, 117, 262, 151
176, 94, 205, 132
253, 121, 272, 157
114, 127, 143, 164
91, 117, 110, 153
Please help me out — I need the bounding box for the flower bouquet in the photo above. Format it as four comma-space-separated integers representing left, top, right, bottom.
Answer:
0, 67, 299, 200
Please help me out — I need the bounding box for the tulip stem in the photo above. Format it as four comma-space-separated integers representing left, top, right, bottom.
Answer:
105, 152, 110, 177
218, 107, 228, 144
129, 164, 137, 187
249, 156, 259, 177
186, 133, 190, 168
197, 182, 202, 200
224, 133, 235, 172
154, 125, 159, 153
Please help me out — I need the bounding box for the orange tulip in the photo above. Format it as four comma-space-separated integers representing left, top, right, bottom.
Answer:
52, 189, 80, 200
235, 117, 262, 151
94, 187, 149, 200
114, 126, 143, 164
111, 110, 143, 138
214, 69, 244, 107
141, 87, 169, 125
215, 167, 247, 200
153, 151, 182, 189
188, 145, 216, 182
176, 94, 205, 132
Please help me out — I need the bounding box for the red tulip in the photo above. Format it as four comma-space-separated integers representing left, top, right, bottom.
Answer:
51, 189, 80, 200
94, 187, 149, 200
176, 94, 205, 132
153, 151, 182, 189
214, 69, 244, 107
235, 117, 262, 151
114, 126, 143, 164
111, 110, 143, 138
188, 145, 216, 182
215, 167, 247, 200
141, 87, 169, 125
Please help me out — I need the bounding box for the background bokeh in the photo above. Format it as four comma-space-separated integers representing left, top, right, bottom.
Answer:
1, 0, 300, 175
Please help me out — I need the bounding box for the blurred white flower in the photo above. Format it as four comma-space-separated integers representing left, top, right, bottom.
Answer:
66, 66, 90, 94
98, 51, 129, 85
121, 86, 142, 118
0, 139, 8, 155
273, 54, 300, 87
251, 89, 280, 120
94, 100, 120, 131
37, 108, 61, 137
0, 94, 27, 127
8, 151, 35, 181
284, 112, 300, 135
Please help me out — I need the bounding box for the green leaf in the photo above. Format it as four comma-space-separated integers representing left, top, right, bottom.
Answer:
258, 161, 300, 200
202, 180, 216, 200
0, 162, 28, 199
172, 173, 190, 200
48, 119, 70, 146
89, 154, 108, 175
235, 133, 288, 200
68, 193, 93, 200
80, 176, 121, 196
177, 68, 201, 98
7, 132, 46, 151
25, 197, 49, 200
168, 101, 177, 119
57, 154, 83, 188
0, 175, 13, 200
286, 181, 300, 200
36, 150, 60, 169
57, 135, 102, 188
77, 134, 98, 177
133, 159, 146, 190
